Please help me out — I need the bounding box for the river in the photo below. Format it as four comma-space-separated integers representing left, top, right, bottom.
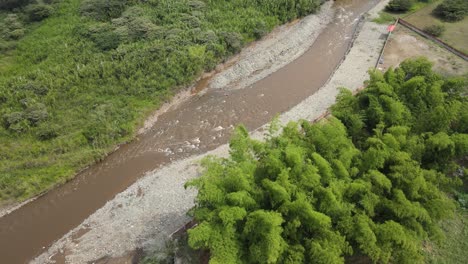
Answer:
0, 0, 379, 263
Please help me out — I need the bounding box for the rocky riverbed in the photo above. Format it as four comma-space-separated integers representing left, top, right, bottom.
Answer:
32, 1, 391, 263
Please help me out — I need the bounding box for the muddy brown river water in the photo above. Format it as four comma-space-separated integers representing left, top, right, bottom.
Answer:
0, 0, 379, 263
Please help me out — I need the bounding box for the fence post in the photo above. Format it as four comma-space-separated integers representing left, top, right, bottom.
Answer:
375, 18, 399, 69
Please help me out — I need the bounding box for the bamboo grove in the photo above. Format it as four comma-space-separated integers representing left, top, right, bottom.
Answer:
186, 59, 468, 264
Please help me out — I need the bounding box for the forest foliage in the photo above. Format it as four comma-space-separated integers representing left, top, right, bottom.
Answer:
433, 0, 468, 22
0, 0, 324, 202
186, 58, 468, 264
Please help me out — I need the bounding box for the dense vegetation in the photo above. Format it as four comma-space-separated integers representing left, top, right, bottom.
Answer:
386, 0, 415, 12
0, 0, 324, 203
186, 58, 468, 264
434, 0, 468, 22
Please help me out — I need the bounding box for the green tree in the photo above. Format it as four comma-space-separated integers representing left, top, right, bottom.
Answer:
423, 24, 445, 37
25, 4, 54, 22
434, 0, 468, 22
187, 59, 466, 263
386, 0, 414, 12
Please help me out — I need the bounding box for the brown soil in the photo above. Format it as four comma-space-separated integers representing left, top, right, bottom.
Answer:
379, 26, 468, 75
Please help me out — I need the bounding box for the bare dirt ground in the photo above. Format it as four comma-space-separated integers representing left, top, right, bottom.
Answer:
403, 0, 468, 54
379, 26, 468, 75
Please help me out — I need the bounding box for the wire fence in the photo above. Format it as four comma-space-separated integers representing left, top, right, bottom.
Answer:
397, 19, 467, 61
375, 18, 399, 68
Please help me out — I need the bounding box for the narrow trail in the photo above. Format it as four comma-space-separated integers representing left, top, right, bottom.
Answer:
0, 1, 383, 263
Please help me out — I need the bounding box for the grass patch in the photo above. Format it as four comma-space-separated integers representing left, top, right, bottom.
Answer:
405, 0, 468, 53
425, 209, 468, 263
372, 11, 396, 24
373, 1, 431, 24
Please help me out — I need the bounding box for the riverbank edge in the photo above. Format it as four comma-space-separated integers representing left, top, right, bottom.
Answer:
0, 2, 335, 218
32, 1, 391, 263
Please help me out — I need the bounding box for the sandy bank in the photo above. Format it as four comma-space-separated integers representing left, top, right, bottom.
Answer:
32, 1, 391, 263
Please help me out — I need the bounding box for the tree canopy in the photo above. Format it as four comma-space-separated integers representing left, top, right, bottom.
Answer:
434, 0, 468, 22
186, 58, 468, 263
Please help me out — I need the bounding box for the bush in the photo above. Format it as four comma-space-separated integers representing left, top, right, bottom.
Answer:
25, 103, 48, 126
424, 24, 446, 37
80, 0, 127, 21
36, 123, 59, 140
0, 0, 30, 10
3, 111, 24, 127
25, 4, 54, 22
3, 111, 28, 133
84, 23, 121, 50
188, 0, 206, 10
94, 31, 121, 50
20, 82, 49, 96
127, 17, 159, 40
221, 32, 243, 54
1, 14, 25, 40
386, 0, 414, 12
434, 0, 468, 22
253, 21, 268, 39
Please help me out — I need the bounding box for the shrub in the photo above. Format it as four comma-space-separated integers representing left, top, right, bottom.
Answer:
221, 32, 243, 54
196, 30, 218, 44
0, 39, 17, 51
434, 0, 468, 22
386, 0, 414, 12
127, 17, 159, 40
253, 21, 268, 39
1, 14, 25, 40
84, 23, 121, 50
188, 0, 206, 10
20, 82, 49, 96
424, 24, 446, 37
3, 111, 24, 127
36, 123, 59, 140
3, 111, 29, 133
109, 7, 159, 41
0, 0, 30, 10
94, 31, 121, 50
80, 0, 127, 21
25, 103, 48, 126
296, 0, 321, 17
25, 4, 54, 22
181, 14, 201, 28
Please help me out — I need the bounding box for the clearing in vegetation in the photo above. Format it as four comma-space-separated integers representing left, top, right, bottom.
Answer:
373, 0, 431, 24
185, 58, 468, 264
0, 0, 324, 204
404, 0, 468, 54
379, 26, 467, 76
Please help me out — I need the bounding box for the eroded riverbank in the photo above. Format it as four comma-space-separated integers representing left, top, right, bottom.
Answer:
34, 0, 388, 263
0, 1, 385, 263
